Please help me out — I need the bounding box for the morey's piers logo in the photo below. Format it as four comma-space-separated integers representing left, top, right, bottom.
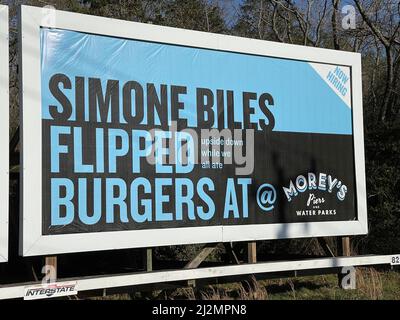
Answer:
283, 173, 348, 218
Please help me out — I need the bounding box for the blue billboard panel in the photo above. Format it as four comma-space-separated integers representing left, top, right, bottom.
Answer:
40, 28, 356, 235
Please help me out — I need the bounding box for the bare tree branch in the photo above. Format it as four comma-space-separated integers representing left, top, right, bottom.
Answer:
315, 0, 328, 46
272, 3, 284, 42
331, 0, 341, 50
258, 0, 265, 39
354, 0, 391, 48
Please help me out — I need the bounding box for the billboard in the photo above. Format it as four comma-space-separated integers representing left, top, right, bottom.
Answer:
19, 5, 367, 256
0, 5, 8, 262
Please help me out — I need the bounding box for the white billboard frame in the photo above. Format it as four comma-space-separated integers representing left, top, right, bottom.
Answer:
0, 5, 8, 263
19, 5, 368, 257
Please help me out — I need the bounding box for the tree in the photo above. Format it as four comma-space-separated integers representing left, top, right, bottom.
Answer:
234, 0, 330, 46
354, 0, 400, 123
161, 0, 226, 33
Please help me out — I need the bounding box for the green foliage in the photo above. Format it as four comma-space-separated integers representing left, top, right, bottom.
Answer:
363, 123, 400, 254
